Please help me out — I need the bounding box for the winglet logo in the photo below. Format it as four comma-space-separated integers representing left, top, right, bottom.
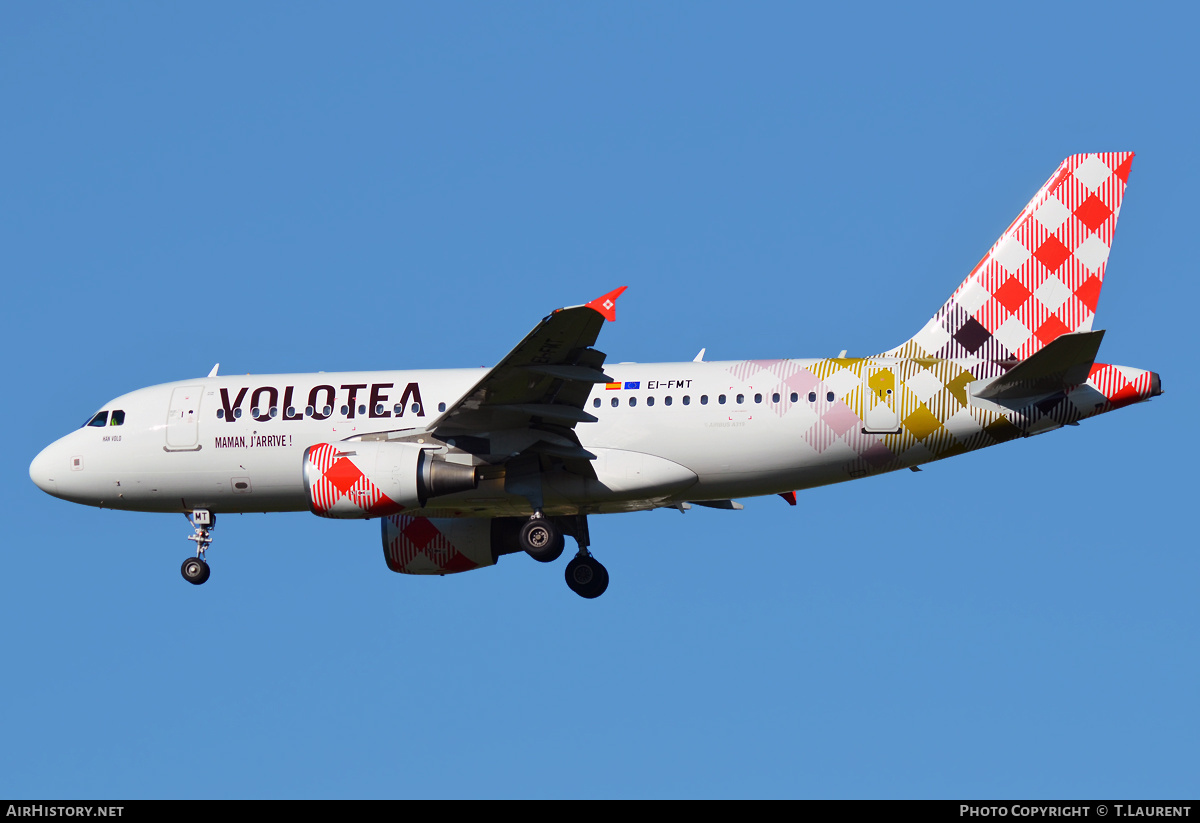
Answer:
586, 286, 628, 322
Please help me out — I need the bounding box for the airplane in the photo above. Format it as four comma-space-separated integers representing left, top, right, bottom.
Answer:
29, 152, 1161, 599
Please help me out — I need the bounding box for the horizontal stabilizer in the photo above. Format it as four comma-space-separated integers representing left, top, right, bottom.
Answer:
972, 330, 1104, 402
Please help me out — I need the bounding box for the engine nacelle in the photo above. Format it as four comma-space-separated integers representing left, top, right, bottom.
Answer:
304, 441, 478, 519
382, 515, 525, 574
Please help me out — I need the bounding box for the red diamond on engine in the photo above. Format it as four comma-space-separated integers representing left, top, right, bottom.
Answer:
323, 456, 364, 493
1074, 194, 1112, 233
442, 552, 480, 573
993, 277, 1032, 314
1034, 235, 1071, 273
403, 516, 441, 550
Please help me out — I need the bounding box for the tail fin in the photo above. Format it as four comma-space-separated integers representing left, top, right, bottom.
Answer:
888, 152, 1134, 361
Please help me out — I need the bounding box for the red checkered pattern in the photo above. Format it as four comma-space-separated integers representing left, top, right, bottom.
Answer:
892, 153, 1133, 362
1085, 363, 1157, 410
382, 515, 485, 574
306, 442, 399, 518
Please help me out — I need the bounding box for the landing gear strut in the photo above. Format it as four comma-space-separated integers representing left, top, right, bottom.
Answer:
557, 514, 608, 599
515, 505, 610, 598
181, 510, 213, 585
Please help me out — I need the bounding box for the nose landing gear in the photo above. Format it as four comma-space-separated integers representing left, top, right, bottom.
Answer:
181, 510, 214, 585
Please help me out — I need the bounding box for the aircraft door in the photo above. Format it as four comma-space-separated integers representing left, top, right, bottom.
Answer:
863, 366, 900, 433
166, 385, 203, 449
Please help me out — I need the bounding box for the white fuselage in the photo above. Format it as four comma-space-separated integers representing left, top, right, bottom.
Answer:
30, 360, 917, 517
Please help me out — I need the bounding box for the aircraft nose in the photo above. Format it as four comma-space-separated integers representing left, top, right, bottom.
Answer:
29, 443, 61, 496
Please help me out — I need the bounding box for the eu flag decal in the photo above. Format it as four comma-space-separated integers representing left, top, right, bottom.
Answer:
624, 381, 640, 390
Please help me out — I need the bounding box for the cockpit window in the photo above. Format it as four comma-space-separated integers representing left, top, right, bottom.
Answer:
85, 411, 108, 428
110, 410, 125, 426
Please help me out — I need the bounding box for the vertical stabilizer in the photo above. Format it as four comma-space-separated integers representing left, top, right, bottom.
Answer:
887, 153, 1133, 361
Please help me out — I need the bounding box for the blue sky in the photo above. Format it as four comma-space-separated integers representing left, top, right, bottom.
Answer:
2, 2, 1196, 798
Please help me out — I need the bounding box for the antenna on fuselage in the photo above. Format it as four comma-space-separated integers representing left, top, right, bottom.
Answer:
208, 363, 220, 377
693, 348, 706, 362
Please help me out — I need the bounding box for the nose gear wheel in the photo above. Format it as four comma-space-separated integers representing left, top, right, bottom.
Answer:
181, 510, 214, 585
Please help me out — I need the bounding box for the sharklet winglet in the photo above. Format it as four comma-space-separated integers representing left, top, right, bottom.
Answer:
585, 286, 628, 322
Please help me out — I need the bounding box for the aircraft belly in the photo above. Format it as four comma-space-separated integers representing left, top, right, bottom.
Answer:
545, 448, 698, 501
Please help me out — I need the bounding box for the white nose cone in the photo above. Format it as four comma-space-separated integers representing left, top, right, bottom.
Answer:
29, 444, 60, 496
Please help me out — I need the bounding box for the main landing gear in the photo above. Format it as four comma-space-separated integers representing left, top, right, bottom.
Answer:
181, 509, 213, 585
520, 511, 609, 599
565, 552, 608, 599
519, 512, 565, 563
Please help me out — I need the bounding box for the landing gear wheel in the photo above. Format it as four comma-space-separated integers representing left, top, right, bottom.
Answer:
181, 557, 211, 585
565, 555, 609, 599
521, 518, 564, 563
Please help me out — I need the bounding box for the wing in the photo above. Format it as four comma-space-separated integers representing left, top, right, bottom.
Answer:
426, 287, 627, 475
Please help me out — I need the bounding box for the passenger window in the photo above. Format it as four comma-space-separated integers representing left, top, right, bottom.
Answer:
611, 397, 619, 407
772, 393, 780, 403
217, 409, 225, 419
438, 402, 446, 412
683, 396, 691, 405
790, 392, 798, 402
754, 394, 762, 404
269, 406, 278, 418
394, 404, 403, 415
808, 392, 817, 402
412, 403, 421, 414
647, 396, 655, 407
736, 394, 744, 404
376, 404, 386, 415
340, 405, 349, 416
110, 410, 125, 426
593, 398, 601, 408
700, 395, 708, 405
827, 391, 835, 402
664, 396, 672, 406
358, 405, 367, 415
286, 407, 296, 418
719, 395, 726, 405
322, 405, 332, 417
629, 397, 637, 407
234, 408, 243, 419
86, 411, 108, 428
305, 406, 315, 417
251, 407, 261, 418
